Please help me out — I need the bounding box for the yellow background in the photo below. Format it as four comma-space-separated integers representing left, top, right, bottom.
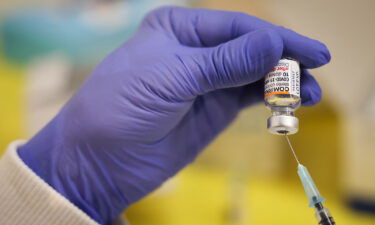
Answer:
1, 0, 375, 225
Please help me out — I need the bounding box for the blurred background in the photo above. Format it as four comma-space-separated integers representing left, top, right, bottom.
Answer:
1, 0, 374, 224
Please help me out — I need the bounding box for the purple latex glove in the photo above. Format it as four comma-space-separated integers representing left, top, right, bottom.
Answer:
18, 6, 330, 225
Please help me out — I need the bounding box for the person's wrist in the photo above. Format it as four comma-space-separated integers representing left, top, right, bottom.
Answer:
18, 117, 60, 183
17, 116, 103, 223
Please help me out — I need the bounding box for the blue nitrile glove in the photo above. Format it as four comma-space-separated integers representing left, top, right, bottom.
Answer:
18, 6, 330, 225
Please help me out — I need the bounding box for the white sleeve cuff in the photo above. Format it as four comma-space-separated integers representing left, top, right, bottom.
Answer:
0, 141, 99, 225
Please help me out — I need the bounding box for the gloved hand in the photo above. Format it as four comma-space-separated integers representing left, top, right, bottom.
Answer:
18, 6, 330, 225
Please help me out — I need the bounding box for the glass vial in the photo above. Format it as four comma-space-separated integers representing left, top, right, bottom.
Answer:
264, 58, 301, 135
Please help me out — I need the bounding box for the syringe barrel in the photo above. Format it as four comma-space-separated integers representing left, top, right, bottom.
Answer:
297, 164, 325, 207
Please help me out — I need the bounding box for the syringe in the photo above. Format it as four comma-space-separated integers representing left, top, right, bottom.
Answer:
284, 134, 336, 225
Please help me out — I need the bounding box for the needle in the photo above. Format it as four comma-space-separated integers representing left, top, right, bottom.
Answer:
284, 133, 301, 165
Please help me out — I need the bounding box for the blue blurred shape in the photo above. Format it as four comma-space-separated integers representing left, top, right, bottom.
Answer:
297, 164, 325, 207
0, 0, 189, 65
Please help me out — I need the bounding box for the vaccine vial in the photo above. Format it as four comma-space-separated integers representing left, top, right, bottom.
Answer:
264, 58, 301, 135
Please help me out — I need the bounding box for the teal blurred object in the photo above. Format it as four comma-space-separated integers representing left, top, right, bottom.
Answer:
297, 164, 325, 207
0, 0, 189, 65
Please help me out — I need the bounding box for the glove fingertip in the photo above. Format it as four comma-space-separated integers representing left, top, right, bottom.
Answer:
301, 89, 322, 106
320, 42, 331, 64
301, 71, 322, 106
309, 41, 331, 68
278, 27, 331, 69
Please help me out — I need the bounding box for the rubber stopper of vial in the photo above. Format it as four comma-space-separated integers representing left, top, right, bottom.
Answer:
267, 115, 299, 135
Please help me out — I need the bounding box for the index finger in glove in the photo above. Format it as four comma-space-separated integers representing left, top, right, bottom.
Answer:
142, 6, 330, 69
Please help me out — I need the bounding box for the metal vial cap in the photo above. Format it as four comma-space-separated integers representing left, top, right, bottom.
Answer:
267, 115, 299, 135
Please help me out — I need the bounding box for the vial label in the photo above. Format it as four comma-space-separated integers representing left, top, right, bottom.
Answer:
264, 58, 300, 98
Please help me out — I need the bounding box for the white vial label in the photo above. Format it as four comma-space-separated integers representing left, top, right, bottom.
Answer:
264, 59, 300, 98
